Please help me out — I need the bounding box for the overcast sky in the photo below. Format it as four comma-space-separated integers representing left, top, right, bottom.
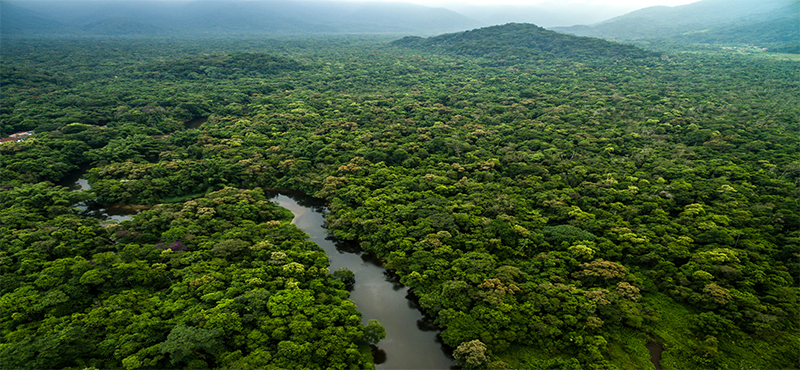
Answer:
9, 0, 701, 6
341, 0, 704, 27
11, 0, 701, 5
348, 0, 700, 6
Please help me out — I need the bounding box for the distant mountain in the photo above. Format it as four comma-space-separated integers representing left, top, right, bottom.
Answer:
667, 12, 799, 47
2, 0, 482, 37
445, 2, 638, 28
0, 2, 75, 35
321, 2, 484, 34
392, 23, 659, 61
553, 0, 798, 51
80, 17, 165, 36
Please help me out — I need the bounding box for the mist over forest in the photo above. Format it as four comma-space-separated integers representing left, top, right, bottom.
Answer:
3, 0, 797, 51
2, 0, 634, 34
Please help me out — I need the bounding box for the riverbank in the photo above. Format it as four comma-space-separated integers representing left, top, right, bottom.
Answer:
268, 191, 456, 370
61, 176, 456, 369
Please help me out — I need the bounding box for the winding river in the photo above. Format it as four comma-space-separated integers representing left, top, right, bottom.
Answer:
58, 112, 662, 369
67, 175, 663, 369
266, 191, 456, 370
67, 176, 455, 369
63, 115, 456, 368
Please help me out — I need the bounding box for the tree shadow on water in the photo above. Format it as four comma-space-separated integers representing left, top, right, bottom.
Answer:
370, 346, 387, 364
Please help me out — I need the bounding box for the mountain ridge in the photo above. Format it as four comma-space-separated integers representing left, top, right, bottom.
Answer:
393, 23, 659, 61
0, 2, 76, 35
1, 0, 482, 36
552, 0, 798, 50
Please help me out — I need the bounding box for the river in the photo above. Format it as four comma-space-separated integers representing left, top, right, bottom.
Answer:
65, 176, 149, 222
66, 175, 456, 369
67, 176, 663, 369
266, 191, 457, 370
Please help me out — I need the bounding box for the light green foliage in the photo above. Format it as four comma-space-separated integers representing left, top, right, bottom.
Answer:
0, 188, 377, 369
1, 29, 798, 370
454, 339, 490, 369
363, 320, 386, 346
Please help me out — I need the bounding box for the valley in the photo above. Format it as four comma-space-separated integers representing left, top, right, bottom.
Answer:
1, 1, 798, 368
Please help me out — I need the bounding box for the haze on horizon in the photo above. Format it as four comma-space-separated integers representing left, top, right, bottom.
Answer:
7, 0, 702, 11
327, 0, 704, 27
352, 0, 700, 7
3, 0, 707, 30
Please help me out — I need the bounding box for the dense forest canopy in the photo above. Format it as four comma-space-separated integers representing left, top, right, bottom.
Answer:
392, 23, 659, 60
1, 20, 799, 370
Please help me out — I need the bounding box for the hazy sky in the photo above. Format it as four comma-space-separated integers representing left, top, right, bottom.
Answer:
11, 0, 701, 5
9, 0, 701, 6
346, 0, 700, 6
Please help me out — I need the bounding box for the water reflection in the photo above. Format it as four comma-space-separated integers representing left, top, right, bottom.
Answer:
66, 177, 149, 222
69, 178, 91, 192
62, 182, 456, 368
416, 315, 440, 332
267, 191, 457, 370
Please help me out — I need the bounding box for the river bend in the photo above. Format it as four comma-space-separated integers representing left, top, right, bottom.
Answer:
267, 191, 456, 370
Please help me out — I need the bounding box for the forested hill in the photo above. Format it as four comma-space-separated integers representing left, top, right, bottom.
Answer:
393, 23, 659, 61
0, 0, 481, 36
553, 0, 799, 52
665, 14, 800, 53
1, 34, 799, 370
0, 2, 74, 35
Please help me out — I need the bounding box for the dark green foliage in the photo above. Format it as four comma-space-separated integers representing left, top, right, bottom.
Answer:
134, 53, 306, 81
160, 326, 224, 365
332, 268, 356, 290
1, 30, 798, 370
769, 42, 800, 54
0, 137, 89, 184
0, 187, 377, 369
363, 320, 386, 346
543, 225, 597, 245
393, 23, 659, 60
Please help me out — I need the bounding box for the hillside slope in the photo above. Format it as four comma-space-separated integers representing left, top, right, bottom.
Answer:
393, 23, 659, 61
0, 2, 76, 35
668, 13, 799, 47
2, 0, 481, 36
553, 0, 798, 51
